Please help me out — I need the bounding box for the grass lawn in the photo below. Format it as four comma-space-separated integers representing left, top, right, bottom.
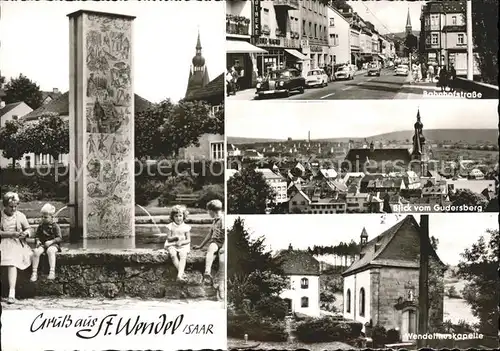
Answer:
228, 338, 355, 351
16, 201, 207, 218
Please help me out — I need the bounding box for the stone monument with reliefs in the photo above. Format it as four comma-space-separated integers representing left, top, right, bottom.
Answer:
68, 10, 135, 240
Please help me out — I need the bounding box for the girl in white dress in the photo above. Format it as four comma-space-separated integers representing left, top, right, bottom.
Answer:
0, 192, 33, 304
164, 205, 191, 282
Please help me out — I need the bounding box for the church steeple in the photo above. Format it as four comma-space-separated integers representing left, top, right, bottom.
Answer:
185, 28, 210, 99
405, 7, 412, 35
411, 109, 428, 176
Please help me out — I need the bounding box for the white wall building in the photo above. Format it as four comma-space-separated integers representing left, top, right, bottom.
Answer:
256, 168, 288, 204
327, 6, 351, 66
0, 102, 33, 168
278, 248, 321, 317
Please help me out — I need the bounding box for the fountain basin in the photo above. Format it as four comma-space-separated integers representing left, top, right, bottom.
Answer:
1, 248, 224, 300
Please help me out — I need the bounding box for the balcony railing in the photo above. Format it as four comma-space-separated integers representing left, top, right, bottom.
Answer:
226, 14, 250, 36
273, 0, 299, 10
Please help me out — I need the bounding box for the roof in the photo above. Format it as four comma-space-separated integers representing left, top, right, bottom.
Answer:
256, 168, 285, 181
184, 73, 223, 102
345, 148, 412, 167
0, 102, 24, 118
22, 92, 153, 121
366, 178, 404, 189
343, 215, 444, 276
276, 249, 320, 276
422, 0, 465, 14
42, 91, 63, 102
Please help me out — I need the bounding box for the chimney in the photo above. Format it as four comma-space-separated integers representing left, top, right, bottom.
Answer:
53, 88, 59, 94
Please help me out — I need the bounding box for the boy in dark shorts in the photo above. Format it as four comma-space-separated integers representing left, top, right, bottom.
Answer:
193, 199, 224, 285
30, 203, 62, 281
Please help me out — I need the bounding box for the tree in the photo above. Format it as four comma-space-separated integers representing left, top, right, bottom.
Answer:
428, 235, 446, 332
0, 120, 27, 168
23, 113, 69, 163
404, 34, 418, 56
450, 189, 489, 209
4, 74, 43, 110
463, 0, 498, 84
227, 218, 287, 309
227, 168, 276, 214
134, 99, 223, 159
457, 229, 499, 336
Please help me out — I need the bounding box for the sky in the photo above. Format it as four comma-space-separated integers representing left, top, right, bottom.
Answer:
349, 1, 424, 34
0, 1, 225, 103
227, 100, 498, 139
227, 213, 497, 266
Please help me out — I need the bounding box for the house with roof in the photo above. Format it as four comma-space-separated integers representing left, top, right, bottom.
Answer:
256, 168, 288, 204
41, 88, 63, 105
0, 101, 33, 168
288, 185, 347, 214
342, 216, 445, 341
19, 91, 152, 167
277, 246, 321, 317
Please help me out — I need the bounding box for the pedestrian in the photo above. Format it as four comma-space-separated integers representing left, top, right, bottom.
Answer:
30, 203, 62, 282
0, 192, 33, 304
226, 69, 235, 96
439, 66, 448, 92
449, 65, 457, 92
427, 64, 435, 83
193, 200, 224, 285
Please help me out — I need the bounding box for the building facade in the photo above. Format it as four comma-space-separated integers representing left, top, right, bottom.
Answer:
0, 102, 33, 168
420, 0, 479, 75
327, 6, 351, 66
299, 0, 330, 72
256, 168, 288, 204
278, 248, 321, 317
342, 216, 445, 340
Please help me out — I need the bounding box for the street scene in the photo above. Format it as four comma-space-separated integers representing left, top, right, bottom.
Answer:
226, 100, 498, 215
226, 0, 498, 100
0, 0, 225, 314
227, 214, 499, 350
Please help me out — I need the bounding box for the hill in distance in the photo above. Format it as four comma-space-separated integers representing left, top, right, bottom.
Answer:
228, 129, 498, 145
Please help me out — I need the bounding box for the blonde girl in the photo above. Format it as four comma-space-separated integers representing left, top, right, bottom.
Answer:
164, 205, 191, 282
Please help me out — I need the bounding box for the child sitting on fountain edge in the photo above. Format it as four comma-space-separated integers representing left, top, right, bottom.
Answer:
193, 199, 224, 285
164, 205, 191, 282
30, 203, 62, 282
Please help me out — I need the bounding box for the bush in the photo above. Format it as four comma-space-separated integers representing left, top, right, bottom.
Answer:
254, 296, 289, 320
386, 328, 400, 344
197, 184, 224, 209
135, 179, 163, 206
227, 314, 288, 342
157, 174, 195, 206
295, 317, 362, 343
371, 325, 387, 347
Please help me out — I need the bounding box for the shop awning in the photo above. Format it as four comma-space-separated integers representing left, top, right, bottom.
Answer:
227, 40, 268, 54
285, 49, 310, 61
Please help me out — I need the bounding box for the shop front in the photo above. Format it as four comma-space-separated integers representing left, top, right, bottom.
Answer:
254, 36, 305, 77
227, 39, 268, 89
300, 39, 330, 75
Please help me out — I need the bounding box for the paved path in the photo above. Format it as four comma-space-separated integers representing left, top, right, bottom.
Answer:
228, 68, 472, 100
1, 297, 224, 310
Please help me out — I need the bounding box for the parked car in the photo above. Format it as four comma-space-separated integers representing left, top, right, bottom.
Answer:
255, 68, 305, 98
305, 68, 328, 88
334, 65, 354, 80
367, 62, 381, 76
395, 64, 409, 76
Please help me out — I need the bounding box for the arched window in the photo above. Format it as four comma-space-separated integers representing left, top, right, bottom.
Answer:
359, 287, 366, 316
346, 289, 351, 313
301, 278, 309, 289
301, 296, 309, 308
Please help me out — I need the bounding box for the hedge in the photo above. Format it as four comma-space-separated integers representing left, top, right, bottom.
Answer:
295, 316, 362, 343
227, 314, 288, 342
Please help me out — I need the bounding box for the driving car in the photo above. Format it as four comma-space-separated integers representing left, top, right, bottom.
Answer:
395, 64, 409, 76
255, 68, 305, 98
334, 65, 354, 80
367, 62, 381, 76
305, 68, 328, 88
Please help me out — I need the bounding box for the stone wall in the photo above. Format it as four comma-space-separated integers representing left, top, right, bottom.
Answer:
1, 249, 223, 300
